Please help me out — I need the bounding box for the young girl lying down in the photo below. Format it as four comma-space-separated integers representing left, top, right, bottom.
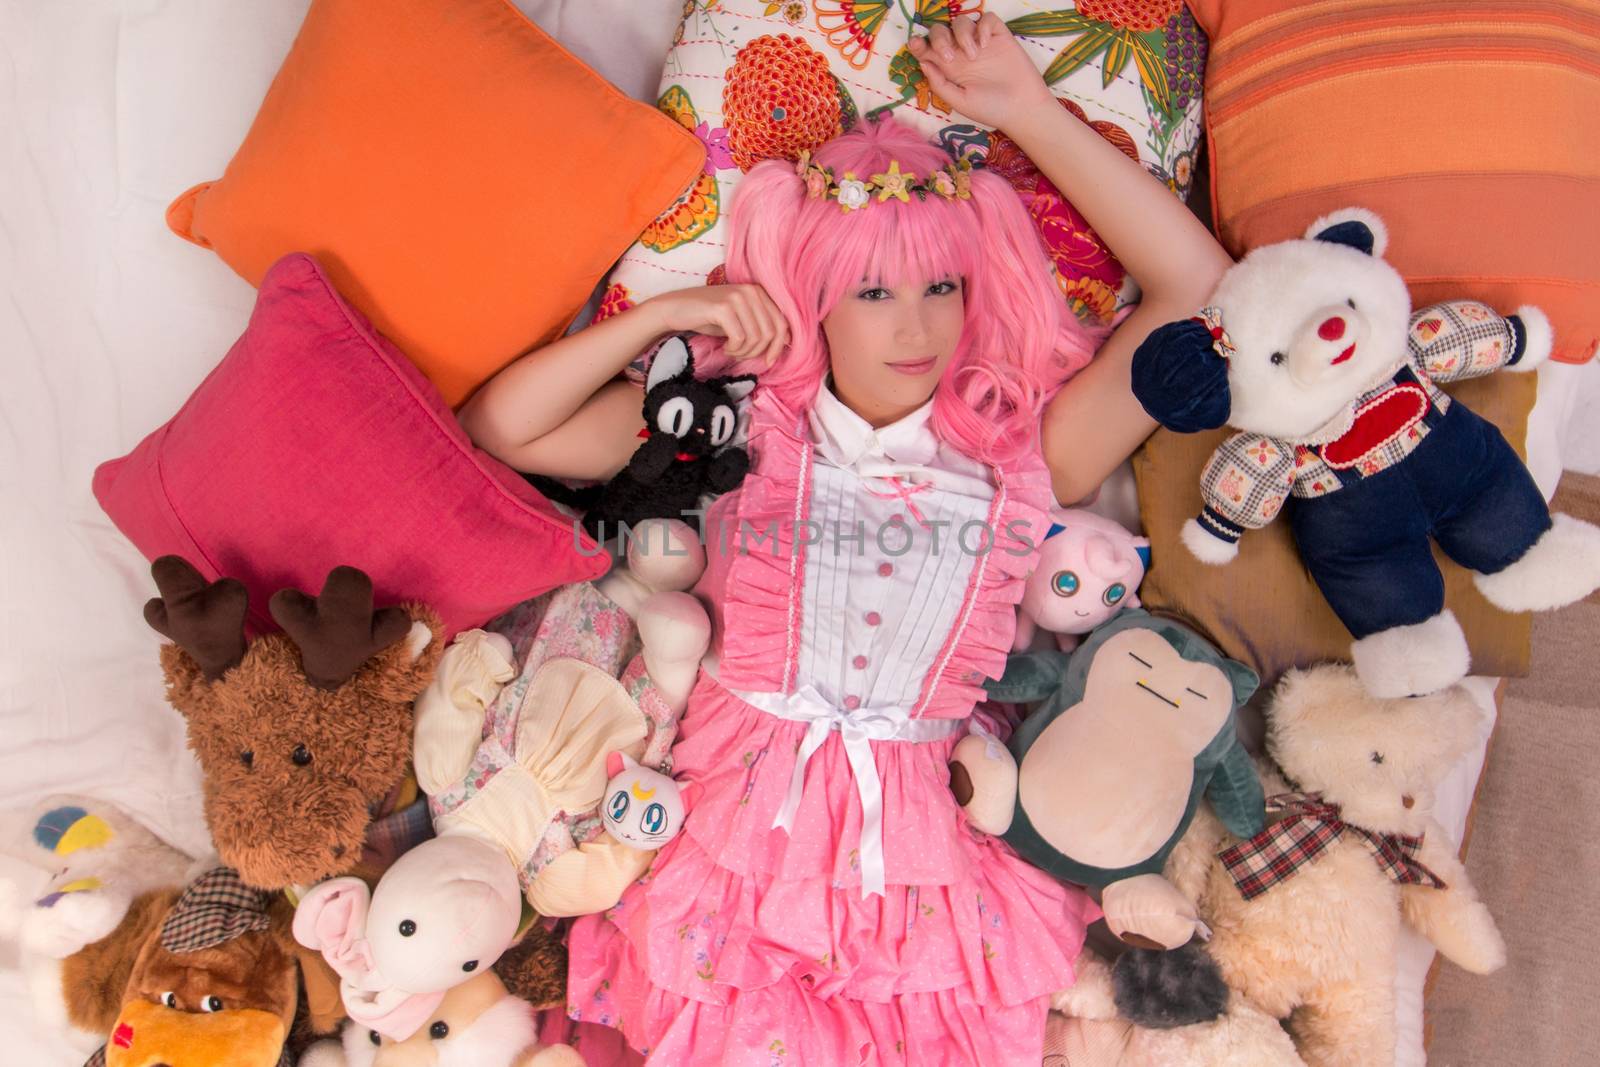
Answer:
460, 14, 1230, 1066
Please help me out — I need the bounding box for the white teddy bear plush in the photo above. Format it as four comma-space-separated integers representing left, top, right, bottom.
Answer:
1130, 207, 1600, 697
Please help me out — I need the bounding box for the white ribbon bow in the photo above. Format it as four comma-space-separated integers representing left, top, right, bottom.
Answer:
736, 685, 963, 898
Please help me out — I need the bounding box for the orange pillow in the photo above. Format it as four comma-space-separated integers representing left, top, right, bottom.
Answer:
1189, 0, 1600, 365
167, 0, 704, 406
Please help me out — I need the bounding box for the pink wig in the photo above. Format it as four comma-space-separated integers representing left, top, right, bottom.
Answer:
700, 117, 1100, 466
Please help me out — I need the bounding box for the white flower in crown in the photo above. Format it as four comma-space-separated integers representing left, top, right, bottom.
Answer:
835, 173, 871, 212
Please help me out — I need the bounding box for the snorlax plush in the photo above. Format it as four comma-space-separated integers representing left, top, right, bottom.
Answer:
951, 610, 1264, 952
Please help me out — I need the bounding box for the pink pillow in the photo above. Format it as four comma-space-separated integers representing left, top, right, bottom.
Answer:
93, 252, 607, 638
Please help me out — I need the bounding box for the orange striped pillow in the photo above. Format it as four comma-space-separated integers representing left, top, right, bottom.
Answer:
1190, 0, 1600, 364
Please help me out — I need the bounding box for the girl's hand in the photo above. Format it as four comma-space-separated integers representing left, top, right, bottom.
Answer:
645, 284, 789, 366
907, 13, 1054, 133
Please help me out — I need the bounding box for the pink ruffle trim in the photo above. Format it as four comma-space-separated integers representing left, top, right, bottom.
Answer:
566, 822, 1092, 1064
912, 457, 1052, 719
707, 390, 812, 693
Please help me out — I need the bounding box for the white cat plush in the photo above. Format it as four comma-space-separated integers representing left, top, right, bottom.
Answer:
601, 753, 698, 851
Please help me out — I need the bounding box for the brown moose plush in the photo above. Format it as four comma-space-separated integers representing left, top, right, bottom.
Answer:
144, 556, 442, 890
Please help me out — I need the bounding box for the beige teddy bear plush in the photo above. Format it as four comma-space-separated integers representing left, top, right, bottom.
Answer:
1154, 663, 1506, 1067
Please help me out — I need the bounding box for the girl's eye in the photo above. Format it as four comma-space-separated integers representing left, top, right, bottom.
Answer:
1103, 583, 1126, 606
642, 803, 668, 836
857, 287, 890, 301
926, 280, 958, 296
202, 995, 223, 1013
656, 397, 694, 438
607, 791, 630, 821
1052, 571, 1080, 597
710, 405, 736, 447
160, 992, 177, 1009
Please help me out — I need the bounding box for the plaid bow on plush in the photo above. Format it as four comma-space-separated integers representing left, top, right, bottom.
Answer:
159, 866, 273, 954
1218, 793, 1447, 902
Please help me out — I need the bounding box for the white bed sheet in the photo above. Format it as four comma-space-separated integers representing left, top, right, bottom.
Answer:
0, 3, 1592, 1065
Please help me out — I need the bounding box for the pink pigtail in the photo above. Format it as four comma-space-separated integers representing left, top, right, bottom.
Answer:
721, 160, 830, 414
935, 164, 1105, 464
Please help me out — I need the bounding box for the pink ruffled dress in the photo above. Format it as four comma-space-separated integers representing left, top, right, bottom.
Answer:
566, 387, 1098, 1066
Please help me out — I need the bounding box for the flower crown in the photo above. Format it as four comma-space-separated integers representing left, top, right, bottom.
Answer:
794, 150, 974, 213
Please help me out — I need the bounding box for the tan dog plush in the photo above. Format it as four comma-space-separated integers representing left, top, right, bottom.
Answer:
71, 867, 300, 1067
1147, 664, 1505, 1067
297, 970, 583, 1067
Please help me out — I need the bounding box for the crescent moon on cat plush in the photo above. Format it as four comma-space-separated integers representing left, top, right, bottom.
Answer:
632, 782, 657, 801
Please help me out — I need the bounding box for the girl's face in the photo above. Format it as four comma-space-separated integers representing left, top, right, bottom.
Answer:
821, 276, 965, 427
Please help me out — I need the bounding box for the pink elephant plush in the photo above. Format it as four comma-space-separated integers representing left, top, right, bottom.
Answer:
1015, 509, 1150, 652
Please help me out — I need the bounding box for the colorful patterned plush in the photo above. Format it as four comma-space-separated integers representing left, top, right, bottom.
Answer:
603, 0, 1210, 350
4, 795, 194, 1048
2, 800, 300, 1067
423, 582, 691, 915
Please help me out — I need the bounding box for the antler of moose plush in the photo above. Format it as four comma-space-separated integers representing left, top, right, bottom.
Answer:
144, 556, 442, 890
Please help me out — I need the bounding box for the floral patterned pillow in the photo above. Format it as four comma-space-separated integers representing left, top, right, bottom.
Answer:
604, 0, 1208, 350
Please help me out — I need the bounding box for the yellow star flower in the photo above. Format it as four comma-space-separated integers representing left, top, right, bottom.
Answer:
870, 160, 916, 203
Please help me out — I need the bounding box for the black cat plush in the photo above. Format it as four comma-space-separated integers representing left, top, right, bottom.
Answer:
534, 336, 755, 539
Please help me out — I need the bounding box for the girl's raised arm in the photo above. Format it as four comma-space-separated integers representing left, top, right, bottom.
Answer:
459, 285, 788, 481
912, 14, 1232, 505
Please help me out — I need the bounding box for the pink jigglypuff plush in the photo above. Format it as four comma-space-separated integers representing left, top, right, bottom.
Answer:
1016, 508, 1150, 651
